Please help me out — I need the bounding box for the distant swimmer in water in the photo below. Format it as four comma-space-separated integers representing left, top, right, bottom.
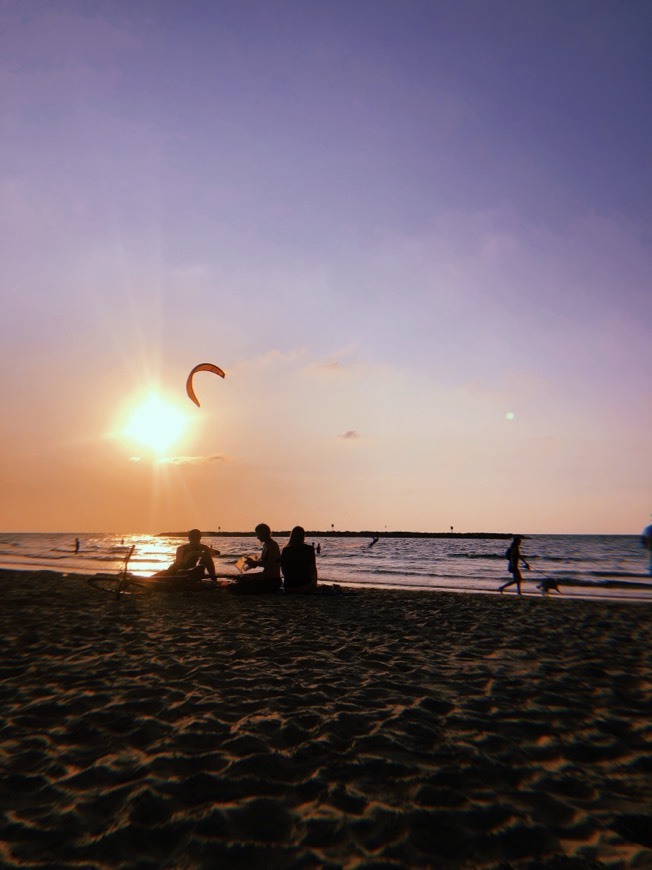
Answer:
154, 529, 218, 581
499, 535, 530, 595
369, 536, 379, 548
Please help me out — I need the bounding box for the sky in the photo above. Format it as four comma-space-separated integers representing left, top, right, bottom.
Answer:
1, 0, 651, 534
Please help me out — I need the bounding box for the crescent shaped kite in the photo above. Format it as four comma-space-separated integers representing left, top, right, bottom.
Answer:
186, 363, 225, 407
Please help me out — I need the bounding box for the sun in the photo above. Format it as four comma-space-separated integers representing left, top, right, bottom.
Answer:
122, 394, 189, 455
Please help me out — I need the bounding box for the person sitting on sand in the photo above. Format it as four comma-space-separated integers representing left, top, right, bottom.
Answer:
231, 524, 281, 594
499, 535, 530, 595
155, 529, 218, 582
281, 526, 318, 593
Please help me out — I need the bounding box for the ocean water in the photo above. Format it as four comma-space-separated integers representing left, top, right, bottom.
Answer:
1, 532, 651, 602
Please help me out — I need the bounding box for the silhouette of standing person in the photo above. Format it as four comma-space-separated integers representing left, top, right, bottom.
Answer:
74, 538, 80, 554
499, 535, 530, 595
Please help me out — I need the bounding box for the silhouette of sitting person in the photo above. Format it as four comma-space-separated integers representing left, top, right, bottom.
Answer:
156, 529, 217, 581
281, 526, 318, 593
232, 523, 281, 593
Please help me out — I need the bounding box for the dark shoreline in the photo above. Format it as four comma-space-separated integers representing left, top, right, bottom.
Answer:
157, 530, 514, 539
1, 567, 651, 596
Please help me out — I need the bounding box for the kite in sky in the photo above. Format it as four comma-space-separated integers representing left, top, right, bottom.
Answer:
186, 363, 225, 407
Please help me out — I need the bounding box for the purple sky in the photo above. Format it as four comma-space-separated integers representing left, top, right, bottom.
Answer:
2, 0, 651, 533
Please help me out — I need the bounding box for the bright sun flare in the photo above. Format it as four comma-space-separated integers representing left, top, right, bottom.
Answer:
122, 395, 189, 455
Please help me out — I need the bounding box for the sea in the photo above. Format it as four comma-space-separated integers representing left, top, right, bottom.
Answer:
1, 532, 651, 603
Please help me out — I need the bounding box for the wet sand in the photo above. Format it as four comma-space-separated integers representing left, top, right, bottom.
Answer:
1, 569, 651, 868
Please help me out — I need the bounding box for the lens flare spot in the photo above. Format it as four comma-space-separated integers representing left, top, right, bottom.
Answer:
123, 395, 189, 454
506, 411, 515, 421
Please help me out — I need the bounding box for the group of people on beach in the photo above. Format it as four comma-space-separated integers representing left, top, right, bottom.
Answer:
160, 527, 544, 597
131, 524, 652, 596
155, 524, 318, 594
158, 528, 559, 596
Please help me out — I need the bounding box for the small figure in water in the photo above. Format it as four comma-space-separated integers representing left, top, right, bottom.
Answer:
499, 535, 530, 595
156, 529, 218, 581
74, 537, 80, 553
368, 536, 379, 548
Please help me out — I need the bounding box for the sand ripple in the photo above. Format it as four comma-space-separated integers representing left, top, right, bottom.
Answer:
1, 569, 651, 867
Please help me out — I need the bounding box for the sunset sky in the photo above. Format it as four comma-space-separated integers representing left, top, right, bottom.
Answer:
2, 0, 650, 534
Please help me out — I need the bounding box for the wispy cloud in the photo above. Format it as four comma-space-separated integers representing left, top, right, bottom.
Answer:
128, 454, 227, 465
307, 349, 393, 380
309, 359, 367, 378
313, 361, 346, 375
156, 455, 227, 465
339, 430, 361, 440
235, 349, 307, 372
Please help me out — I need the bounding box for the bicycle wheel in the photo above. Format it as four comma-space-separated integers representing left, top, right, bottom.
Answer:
88, 575, 120, 595
122, 577, 151, 596
88, 575, 151, 597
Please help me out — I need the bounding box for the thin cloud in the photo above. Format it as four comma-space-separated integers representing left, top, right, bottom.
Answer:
309, 360, 363, 378
156, 455, 227, 465
307, 353, 388, 379
235, 348, 306, 372
339, 430, 361, 440
315, 361, 345, 374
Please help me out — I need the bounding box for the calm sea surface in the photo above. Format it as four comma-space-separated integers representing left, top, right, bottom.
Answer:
0, 532, 651, 602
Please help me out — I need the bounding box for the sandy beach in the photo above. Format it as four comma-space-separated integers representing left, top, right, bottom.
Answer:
1, 569, 651, 869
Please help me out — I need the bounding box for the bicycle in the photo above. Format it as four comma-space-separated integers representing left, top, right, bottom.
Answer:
88, 545, 151, 598
88, 545, 227, 597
